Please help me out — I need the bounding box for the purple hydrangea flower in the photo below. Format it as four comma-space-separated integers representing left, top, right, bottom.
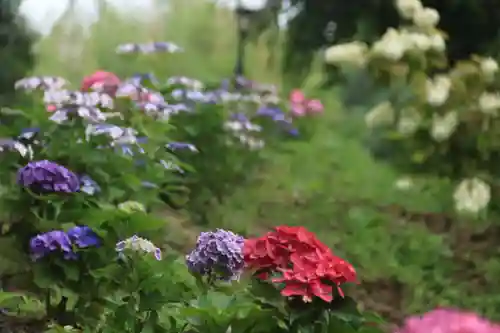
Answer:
67, 226, 100, 248
17, 160, 80, 193
30, 230, 75, 260
166, 142, 198, 152
186, 229, 245, 281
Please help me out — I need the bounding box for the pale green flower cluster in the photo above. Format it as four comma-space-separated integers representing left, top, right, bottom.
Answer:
118, 200, 146, 214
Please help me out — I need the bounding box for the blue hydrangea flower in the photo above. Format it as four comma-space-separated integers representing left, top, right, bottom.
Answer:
17, 160, 80, 193
186, 229, 245, 281
256, 106, 283, 118
67, 226, 100, 248
30, 230, 76, 260
18, 127, 40, 142
79, 175, 100, 195
166, 142, 198, 152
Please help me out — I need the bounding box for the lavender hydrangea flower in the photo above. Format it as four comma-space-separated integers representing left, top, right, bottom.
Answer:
30, 230, 75, 260
79, 175, 101, 195
67, 226, 100, 248
17, 160, 80, 193
186, 229, 245, 281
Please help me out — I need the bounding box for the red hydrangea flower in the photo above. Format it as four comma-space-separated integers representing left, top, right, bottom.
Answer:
244, 226, 357, 302
395, 308, 500, 333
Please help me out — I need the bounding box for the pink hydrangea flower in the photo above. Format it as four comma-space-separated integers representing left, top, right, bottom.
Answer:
289, 89, 306, 104
306, 99, 324, 113
291, 104, 307, 117
396, 308, 500, 333
81, 70, 121, 94
289, 89, 324, 116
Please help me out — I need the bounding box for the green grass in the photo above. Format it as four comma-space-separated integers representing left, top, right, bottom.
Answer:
34, 0, 500, 325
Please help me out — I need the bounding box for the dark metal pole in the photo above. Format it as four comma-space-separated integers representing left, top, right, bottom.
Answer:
234, 8, 250, 78
234, 18, 246, 77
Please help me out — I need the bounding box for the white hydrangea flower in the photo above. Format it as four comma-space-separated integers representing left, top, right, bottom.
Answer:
430, 111, 458, 141
404, 32, 431, 52
480, 57, 499, 78
238, 135, 265, 150
394, 176, 413, 190
397, 107, 422, 135
478, 92, 500, 115
425, 75, 451, 106
372, 28, 407, 61
428, 33, 446, 52
324, 41, 368, 67
453, 178, 491, 214
412, 7, 440, 29
365, 101, 395, 128
395, 0, 423, 19
115, 235, 162, 260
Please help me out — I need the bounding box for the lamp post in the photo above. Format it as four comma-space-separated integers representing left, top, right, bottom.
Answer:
234, 0, 268, 77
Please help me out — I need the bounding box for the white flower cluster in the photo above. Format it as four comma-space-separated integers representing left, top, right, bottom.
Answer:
430, 111, 458, 142
43, 90, 114, 109
453, 178, 491, 215
224, 118, 264, 150
478, 92, 500, 115
49, 106, 109, 124
166, 76, 204, 91
116, 42, 183, 54
115, 234, 162, 261
15, 76, 67, 91
0, 138, 33, 159
85, 124, 138, 145
365, 102, 395, 128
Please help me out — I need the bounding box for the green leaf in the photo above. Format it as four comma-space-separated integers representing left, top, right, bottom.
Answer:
0, 291, 26, 305
33, 265, 54, 288
61, 264, 80, 282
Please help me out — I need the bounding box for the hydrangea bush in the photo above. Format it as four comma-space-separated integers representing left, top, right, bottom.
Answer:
0, 40, 390, 333
324, 0, 500, 217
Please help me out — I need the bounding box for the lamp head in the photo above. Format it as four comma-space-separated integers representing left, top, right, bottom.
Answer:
238, 0, 267, 12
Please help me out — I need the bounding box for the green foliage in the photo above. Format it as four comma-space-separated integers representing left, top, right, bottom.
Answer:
0, 0, 36, 105
0, 41, 385, 332
161, 82, 282, 224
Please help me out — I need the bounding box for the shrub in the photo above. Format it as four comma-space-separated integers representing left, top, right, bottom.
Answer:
325, 0, 500, 217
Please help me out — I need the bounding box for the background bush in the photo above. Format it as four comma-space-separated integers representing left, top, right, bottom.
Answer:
0, 0, 36, 105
